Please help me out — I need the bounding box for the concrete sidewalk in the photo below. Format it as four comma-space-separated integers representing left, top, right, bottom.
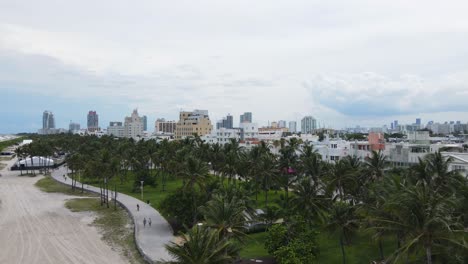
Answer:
51, 166, 174, 263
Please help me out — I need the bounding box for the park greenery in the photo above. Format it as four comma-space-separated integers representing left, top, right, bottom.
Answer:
16, 134, 468, 263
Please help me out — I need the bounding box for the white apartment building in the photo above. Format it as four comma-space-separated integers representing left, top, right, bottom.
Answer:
124, 109, 144, 139
443, 152, 468, 177
107, 122, 125, 137
314, 138, 352, 163
240, 122, 259, 140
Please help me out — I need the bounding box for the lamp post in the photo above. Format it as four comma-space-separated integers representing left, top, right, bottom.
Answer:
140, 180, 144, 200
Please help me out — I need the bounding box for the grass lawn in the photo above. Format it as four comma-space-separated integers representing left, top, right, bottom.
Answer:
79, 172, 406, 263
240, 232, 270, 259
35, 175, 96, 197
65, 198, 145, 264
241, 229, 399, 263
83, 174, 184, 211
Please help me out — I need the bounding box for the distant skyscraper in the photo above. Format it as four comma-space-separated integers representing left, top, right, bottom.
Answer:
87, 111, 99, 132
240, 112, 252, 123
226, 114, 233, 129
390, 122, 394, 130
142, 115, 148, 131
124, 109, 144, 139
301, 116, 317, 134
218, 114, 234, 129
289, 121, 297, 133
416, 118, 421, 125
393, 120, 398, 130
42, 111, 55, 129
69, 122, 80, 132
278, 120, 287, 128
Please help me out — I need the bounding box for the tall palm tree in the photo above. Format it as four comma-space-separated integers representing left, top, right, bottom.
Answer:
165, 226, 240, 264
364, 150, 387, 182
291, 177, 328, 225
381, 182, 467, 264
199, 192, 247, 241
326, 159, 358, 201
180, 155, 209, 224
325, 202, 359, 264
257, 153, 278, 208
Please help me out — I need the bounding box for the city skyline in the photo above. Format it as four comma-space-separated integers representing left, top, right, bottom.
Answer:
2, 1, 468, 133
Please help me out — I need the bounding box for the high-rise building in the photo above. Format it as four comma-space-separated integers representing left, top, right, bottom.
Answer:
69, 122, 80, 132
218, 114, 233, 129
124, 109, 144, 139
226, 114, 233, 129
142, 115, 148, 131
87, 111, 99, 132
240, 112, 252, 123
416, 118, 421, 125
271, 121, 278, 128
107, 122, 124, 137
175, 110, 213, 139
278, 120, 287, 128
155, 118, 177, 134
289, 121, 297, 133
42, 111, 55, 129
217, 114, 234, 130
393, 120, 398, 130
301, 116, 317, 134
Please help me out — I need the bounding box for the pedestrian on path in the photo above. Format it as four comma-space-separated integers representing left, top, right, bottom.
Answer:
143, 218, 147, 227
149, 218, 152, 227
137, 204, 139, 211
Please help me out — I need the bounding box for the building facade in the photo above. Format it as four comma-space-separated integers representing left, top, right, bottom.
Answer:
43, 111, 55, 129
301, 116, 317, 134
240, 112, 252, 123
289, 121, 297, 133
107, 121, 124, 137
278, 120, 287, 128
142, 115, 148, 131
175, 110, 213, 139
155, 118, 177, 134
69, 122, 80, 132
87, 111, 99, 132
124, 109, 144, 139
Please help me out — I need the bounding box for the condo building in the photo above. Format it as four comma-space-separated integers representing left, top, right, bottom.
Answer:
175, 110, 213, 139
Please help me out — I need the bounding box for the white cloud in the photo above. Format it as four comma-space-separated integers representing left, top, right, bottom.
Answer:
1, 0, 468, 132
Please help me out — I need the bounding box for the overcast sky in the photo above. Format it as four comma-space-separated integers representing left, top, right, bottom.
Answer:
1, 0, 468, 133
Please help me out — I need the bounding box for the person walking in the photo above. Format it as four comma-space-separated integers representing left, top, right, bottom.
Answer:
148, 218, 152, 227
137, 204, 139, 211
143, 218, 147, 227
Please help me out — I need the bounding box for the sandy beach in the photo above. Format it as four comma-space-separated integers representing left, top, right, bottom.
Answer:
0, 158, 127, 264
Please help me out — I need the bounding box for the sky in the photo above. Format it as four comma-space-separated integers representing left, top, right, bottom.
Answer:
1, 0, 468, 133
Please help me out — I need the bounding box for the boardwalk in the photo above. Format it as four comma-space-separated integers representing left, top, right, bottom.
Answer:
51, 166, 174, 263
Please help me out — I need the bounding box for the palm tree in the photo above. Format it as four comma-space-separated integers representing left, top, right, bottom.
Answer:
291, 177, 328, 225
364, 150, 387, 182
325, 202, 359, 264
180, 155, 209, 224
198, 192, 247, 241
326, 159, 358, 201
257, 153, 278, 208
165, 226, 240, 264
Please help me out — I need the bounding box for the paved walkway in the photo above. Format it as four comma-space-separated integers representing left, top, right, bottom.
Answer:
51, 166, 174, 263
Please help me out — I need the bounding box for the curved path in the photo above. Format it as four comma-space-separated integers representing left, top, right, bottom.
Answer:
0, 158, 127, 264
51, 166, 174, 263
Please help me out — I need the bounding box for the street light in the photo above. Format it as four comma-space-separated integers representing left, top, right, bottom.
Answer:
140, 180, 144, 200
